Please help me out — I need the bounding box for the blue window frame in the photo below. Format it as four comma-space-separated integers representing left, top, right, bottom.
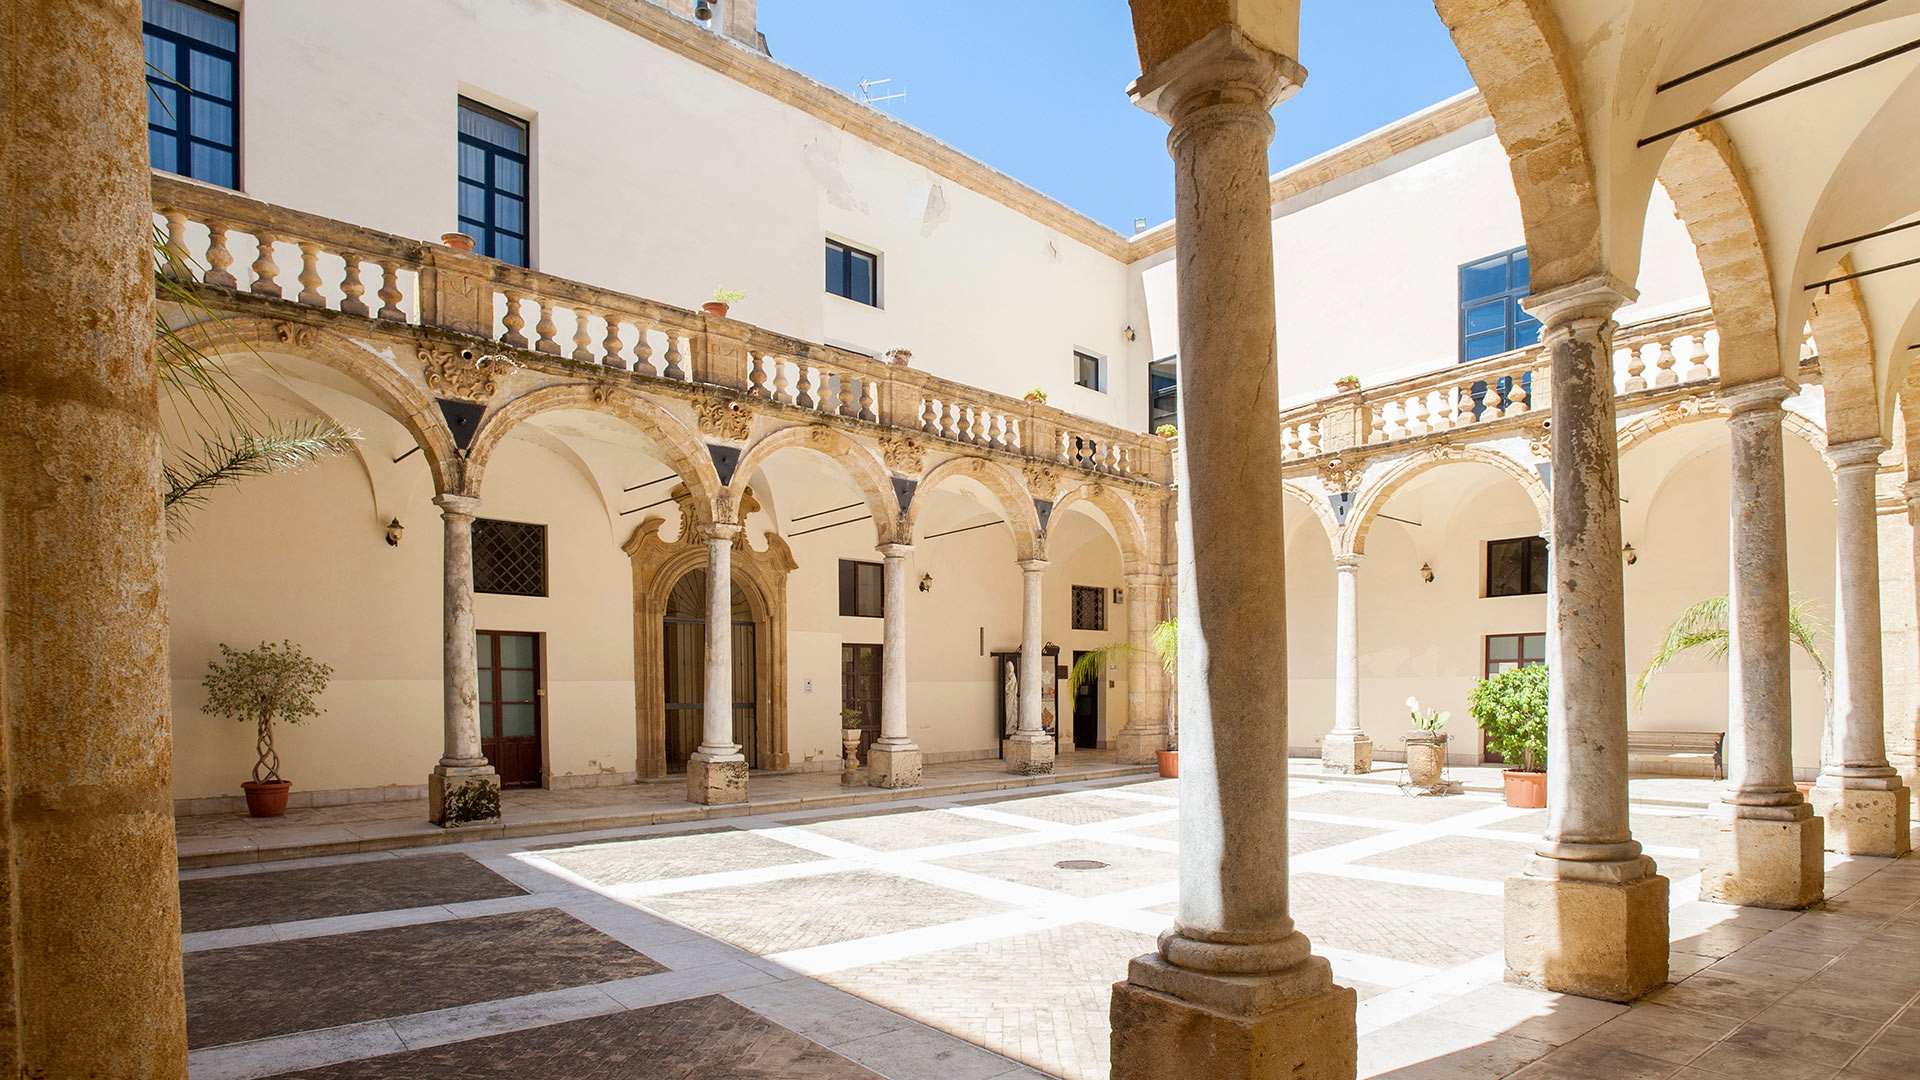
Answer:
457, 98, 531, 268
1458, 247, 1540, 363
143, 0, 238, 189
1149, 357, 1178, 431
826, 239, 878, 306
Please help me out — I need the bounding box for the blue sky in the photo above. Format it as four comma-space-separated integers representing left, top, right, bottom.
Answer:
756, 2, 1474, 234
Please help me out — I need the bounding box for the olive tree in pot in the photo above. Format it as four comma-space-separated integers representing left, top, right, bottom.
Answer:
1403, 697, 1450, 790
1470, 664, 1549, 808
201, 640, 333, 817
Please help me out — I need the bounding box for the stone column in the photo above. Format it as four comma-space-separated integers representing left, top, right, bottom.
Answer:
1115, 573, 1170, 764
868, 544, 922, 788
1701, 379, 1824, 908
1007, 558, 1056, 775
1113, 26, 1356, 1080
428, 494, 500, 826
688, 525, 748, 803
0, 2, 189, 1073
1889, 479, 1920, 795
1321, 554, 1373, 774
1811, 439, 1909, 855
1503, 280, 1668, 1002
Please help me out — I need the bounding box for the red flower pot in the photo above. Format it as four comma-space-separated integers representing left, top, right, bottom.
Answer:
1157, 750, 1179, 778
1502, 770, 1547, 808
702, 301, 730, 317
440, 231, 475, 252
242, 779, 292, 818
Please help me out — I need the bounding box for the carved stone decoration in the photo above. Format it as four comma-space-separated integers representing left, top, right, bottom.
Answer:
1023, 464, 1057, 499
878, 435, 925, 476
271, 320, 313, 349
1524, 421, 1552, 460
420, 345, 505, 401
1316, 455, 1364, 493
696, 398, 753, 442
1425, 438, 1459, 463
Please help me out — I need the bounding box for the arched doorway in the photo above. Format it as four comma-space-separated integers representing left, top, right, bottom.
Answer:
662, 569, 758, 773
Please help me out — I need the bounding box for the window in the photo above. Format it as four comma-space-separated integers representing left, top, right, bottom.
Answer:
838, 559, 883, 617
473, 519, 547, 596
457, 98, 530, 267
1459, 246, 1541, 363
1485, 633, 1546, 677
144, 0, 239, 189
1074, 350, 1106, 393
1072, 585, 1106, 632
1149, 357, 1178, 431
1486, 536, 1549, 598
825, 239, 878, 306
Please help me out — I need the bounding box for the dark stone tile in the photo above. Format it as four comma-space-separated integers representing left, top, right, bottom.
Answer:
186, 908, 663, 1049
181, 853, 526, 933
268, 995, 884, 1079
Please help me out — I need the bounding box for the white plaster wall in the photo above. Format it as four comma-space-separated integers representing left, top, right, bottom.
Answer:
224, 0, 1141, 427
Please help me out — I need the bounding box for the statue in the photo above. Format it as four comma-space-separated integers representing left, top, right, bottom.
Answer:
1003, 663, 1019, 737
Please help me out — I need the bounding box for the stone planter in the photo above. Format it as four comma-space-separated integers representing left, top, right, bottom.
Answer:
1157, 749, 1179, 778
840, 730, 862, 786
242, 779, 292, 818
1503, 769, 1547, 808
1404, 731, 1448, 789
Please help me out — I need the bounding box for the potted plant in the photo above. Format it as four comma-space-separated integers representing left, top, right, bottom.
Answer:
1066, 618, 1180, 776
1471, 664, 1549, 807
703, 286, 746, 318
885, 348, 914, 366
840, 707, 864, 785
1154, 424, 1177, 439
1024, 388, 1049, 405
1404, 696, 1450, 790
201, 640, 333, 817
1334, 375, 1362, 392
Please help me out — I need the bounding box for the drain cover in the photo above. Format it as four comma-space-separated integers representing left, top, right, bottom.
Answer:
1054, 859, 1108, 870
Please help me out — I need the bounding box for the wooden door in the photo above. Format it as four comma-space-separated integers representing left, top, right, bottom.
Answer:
477, 630, 542, 787
841, 644, 882, 763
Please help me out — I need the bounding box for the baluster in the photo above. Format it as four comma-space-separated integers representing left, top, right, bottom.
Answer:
571, 309, 596, 363
533, 301, 561, 355
858, 378, 877, 422
632, 321, 656, 375
747, 350, 769, 397
970, 405, 989, 445
603, 317, 628, 370
663, 332, 687, 380
249, 230, 281, 297
1683, 334, 1712, 382
920, 397, 939, 434
159, 208, 190, 281
1652, 340, 1679, 387
296, 241, 324, 306
940, 402, 960, 441
203, 220, 237, 289
1006, 416, 1022, 454
1406, 395, 1428, 436
1385, 401, 1407, 440
836, 371, 856, 417
1307, 418, 1324, 455
1508, 370, 1531, 413
1369, 403, 1387, 443
1622, 344, 1647, 392
794, 362, 815, 408
1423, 390, 1447, 431
1282, 425, 1299, 460
988, 412, 1007, 451
773, 357, 793, 404
499, 291, 528, 348
339, 254, 369, 316
376, 260, 405, 321
1055, 429, 1071, 465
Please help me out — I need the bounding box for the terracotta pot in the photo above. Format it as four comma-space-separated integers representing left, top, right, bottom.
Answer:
702, 301, 730, 317
1795, 780, 1816, 796
1157, 749, 1179, 778
242, 779, 292, 818
1503, 770, 1548, 808
1405, 731, 1448, 788
1335, 380, 1361, 393
440, 231, 475, 252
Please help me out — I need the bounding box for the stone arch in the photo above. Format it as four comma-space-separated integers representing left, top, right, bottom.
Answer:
1616, 398, 1831, 469
1050, 482, 1152, 577
187, 316, 463, 494
1657, 121, 1784, 386
730, 424, 901, 546
904, 454, 1045, 561
1283, 480, 1340, 546
1431, 2, 1605, 293
1343, 445, 1550, 555
1808, 274, 1884, 443
465, 383, 721, 522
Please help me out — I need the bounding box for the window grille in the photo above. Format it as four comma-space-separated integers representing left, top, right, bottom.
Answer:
1072, 585, 1106, 632
473, 519, 547, 596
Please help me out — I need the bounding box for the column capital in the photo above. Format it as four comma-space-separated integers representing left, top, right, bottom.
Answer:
876, 542, 914, 560
1719, 377, 1795, 416
1018, 558, 1049, 573
697, 522, 743, 544
1520, 275, 1637, 329
1332, 552, 1363, 572
1123, 571, 1165, 590
1828, 437, 1888, 472
1128, 25, 1306, 128
433, 492, 482, 518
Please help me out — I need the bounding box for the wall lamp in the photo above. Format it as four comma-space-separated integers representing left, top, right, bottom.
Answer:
1622, 542, 1638, 565
1112, 587, 1125, 604
919, 573, 933, 592
385, 518, 405, 547
1419, 562, 1434, 584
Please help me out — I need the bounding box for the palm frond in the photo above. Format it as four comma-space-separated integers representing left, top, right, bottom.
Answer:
163, 421, 360, 533
1151, 618, 1178, 675
1067, 643, 1138, 697
1786, 596, 1831, 685
1634, 593, 1833, 711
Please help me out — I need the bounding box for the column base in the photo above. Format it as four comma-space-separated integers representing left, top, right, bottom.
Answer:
428, 765, 501, 828
1116, 727, 1168, 765
687, 755, 748, 805
1810, 781, 1912, 857
1005, 733, 1055, 776
1320, 732, 1373, 775
866, 743, 922, 789
1699, 810, 1824, 909
1504, 872, 1669, 1002
1110, 954, 1356, 1080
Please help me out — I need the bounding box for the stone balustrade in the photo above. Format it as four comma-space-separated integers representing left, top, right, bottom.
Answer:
152, 173, 1169, 486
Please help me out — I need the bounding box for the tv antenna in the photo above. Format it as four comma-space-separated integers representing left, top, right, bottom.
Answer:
857, 77, 907, 111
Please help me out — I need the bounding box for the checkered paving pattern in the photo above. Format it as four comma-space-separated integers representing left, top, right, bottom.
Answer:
540, 828, 827, 885
642, 869, 1014, 954
786, 807, 1034, 852
179, 852, 526, 933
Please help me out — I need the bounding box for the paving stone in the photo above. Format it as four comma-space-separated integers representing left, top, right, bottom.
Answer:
1352, 832, 1534, 881
790, 808, 1035, 852
1291, 872, 1506, 967
1292, 788, 1489, 823
953, 790, 1163, 826
1121, 815, 1387, 855
929, 838, 1175, 898
186, 908, 663, 1049
268, 994, 881, 1079
179, 852, 526, 933
538, 829, 826, 886
640, 870, 1012, 955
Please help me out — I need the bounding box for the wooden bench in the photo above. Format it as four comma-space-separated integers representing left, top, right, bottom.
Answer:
1627, 731, 1725, 779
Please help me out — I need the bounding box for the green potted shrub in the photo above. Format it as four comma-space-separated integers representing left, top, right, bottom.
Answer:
1334, 374, 1361, 392
703, 286, 746, 318
1471, 664, 1549, 807
201, 640, 333, 817
1404, 696, 1450, 790
1023, 387, 1049, 405
1154, 424, 1177, 439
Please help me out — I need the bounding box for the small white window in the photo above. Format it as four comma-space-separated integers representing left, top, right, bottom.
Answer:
1073, 350, 1106, 393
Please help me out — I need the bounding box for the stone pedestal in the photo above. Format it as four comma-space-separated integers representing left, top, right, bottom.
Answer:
1504, 873, 1668, 1002
1111, 955, 1356, 1080
1810, 783, 1912, 857
1116, 727, 1168, 766
1005, 733, 1056, 776
867, 742, 922, 789
688, 755, 749, 805
1699, 812, 1825, 909
1320, 731, 1373, 775
428, 765, 502, 827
